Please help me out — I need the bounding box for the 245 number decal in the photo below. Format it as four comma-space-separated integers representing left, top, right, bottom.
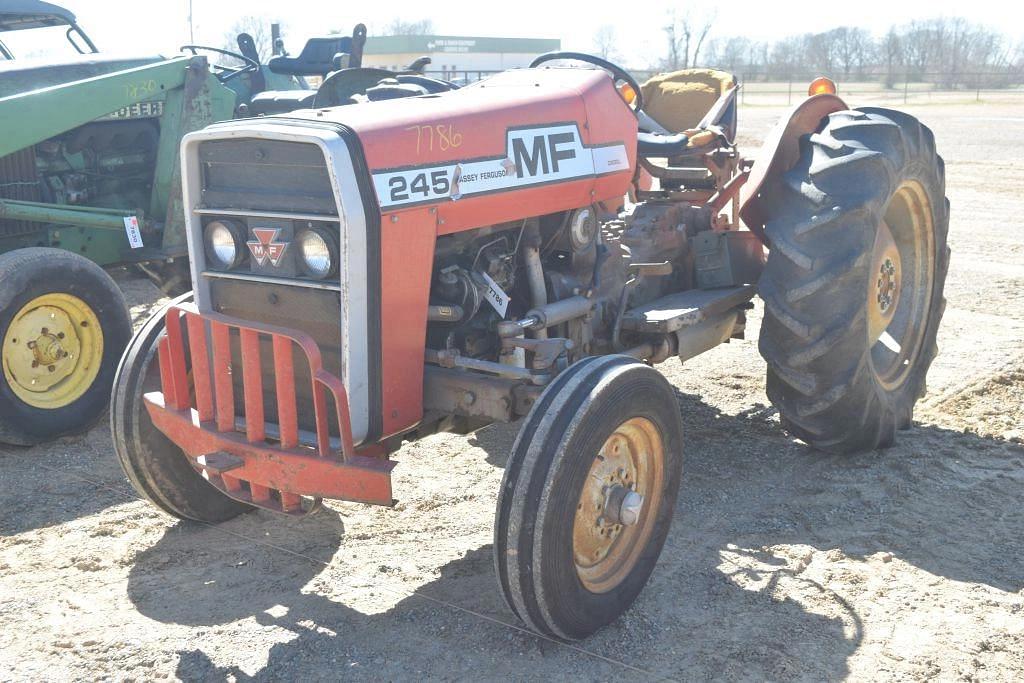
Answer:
388, 169, 451, 203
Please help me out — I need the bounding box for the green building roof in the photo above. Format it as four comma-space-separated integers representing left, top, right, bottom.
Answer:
364, 35, 560, 55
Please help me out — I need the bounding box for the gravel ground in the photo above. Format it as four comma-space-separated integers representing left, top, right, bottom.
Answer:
1, 99, 1022, 682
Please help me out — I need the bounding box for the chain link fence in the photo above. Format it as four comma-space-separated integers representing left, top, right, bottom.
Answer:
423, 68, 1024, 105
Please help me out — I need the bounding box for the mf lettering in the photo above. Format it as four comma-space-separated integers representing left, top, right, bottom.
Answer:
510, 130, 578, 179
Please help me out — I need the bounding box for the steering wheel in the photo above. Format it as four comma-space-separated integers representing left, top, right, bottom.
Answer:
180, 45, 259, 83
529, 51, 644, 112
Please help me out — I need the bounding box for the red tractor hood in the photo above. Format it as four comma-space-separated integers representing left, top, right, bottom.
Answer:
284, 68, 639, 233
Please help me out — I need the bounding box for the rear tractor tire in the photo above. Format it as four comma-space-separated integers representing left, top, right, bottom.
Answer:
110, 292, 251, 523
758, 107, 950, 454
0, 248, 132, 445
494, 355, 684, 641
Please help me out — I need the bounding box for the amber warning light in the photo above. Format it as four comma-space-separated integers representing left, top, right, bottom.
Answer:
808, 77, 838, 96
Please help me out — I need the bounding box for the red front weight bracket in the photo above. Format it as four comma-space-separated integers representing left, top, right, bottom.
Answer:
143, 303, 395, 513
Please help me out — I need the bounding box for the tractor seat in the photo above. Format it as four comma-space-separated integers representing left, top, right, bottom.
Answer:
640, 68, 737, 134
636, 132, 690, 158
247, 89, 318, 116
267, 36, 353, 77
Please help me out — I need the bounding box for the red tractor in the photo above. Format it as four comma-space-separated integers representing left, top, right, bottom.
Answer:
111, 54, 948, 640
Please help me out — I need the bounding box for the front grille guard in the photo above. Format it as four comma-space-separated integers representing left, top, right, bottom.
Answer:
143, 303, 394, 514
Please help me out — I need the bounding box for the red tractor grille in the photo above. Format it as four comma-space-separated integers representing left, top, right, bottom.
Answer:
144, 303, 394, 513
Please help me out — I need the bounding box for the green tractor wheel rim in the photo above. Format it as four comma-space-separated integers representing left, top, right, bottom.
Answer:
2, 293, 104, 409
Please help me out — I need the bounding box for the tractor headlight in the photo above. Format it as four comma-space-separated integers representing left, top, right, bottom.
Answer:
204, 219, 245, 270
296, 226, 338, 279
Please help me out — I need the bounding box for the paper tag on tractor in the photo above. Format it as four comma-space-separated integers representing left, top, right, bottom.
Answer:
123, 216, 143, 249
481, 271, 510, 318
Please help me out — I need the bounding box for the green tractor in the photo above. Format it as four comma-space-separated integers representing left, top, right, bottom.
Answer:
0, 1, 365, 444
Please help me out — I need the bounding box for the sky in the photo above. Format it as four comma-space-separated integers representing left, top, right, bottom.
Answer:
46, 0, 1024, 67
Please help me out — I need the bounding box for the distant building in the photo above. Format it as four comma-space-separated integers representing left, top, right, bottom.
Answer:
361, 35, 561, 81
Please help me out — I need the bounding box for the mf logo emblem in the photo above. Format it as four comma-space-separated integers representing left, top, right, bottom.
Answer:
371, 123, 629, 209
509, 129, 578, 179
247, 228, 289, 267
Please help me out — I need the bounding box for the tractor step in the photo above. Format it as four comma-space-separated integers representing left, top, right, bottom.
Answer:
621, 284, 756, 334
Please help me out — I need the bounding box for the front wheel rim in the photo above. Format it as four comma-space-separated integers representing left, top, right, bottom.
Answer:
572, 416, 665, 594
2, 293, 104, 409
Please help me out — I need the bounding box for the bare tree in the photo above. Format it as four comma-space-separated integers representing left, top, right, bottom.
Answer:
663, 17, 682, 71
719, 37, 751, 71
901, 21, 932, 79
385, 18, 435, 35
644, 15, 1020, 87
662, 9, 716, 70
690, 11, 717, 67
832, 27, 873, 78
593, 25, 619, 61
747, 41, 769, 75
882, 28, 904, 87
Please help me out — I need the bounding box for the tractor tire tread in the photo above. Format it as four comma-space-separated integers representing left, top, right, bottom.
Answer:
757, 108, 949, 454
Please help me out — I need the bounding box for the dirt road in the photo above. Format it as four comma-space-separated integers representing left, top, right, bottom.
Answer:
1, 99, 1022, 681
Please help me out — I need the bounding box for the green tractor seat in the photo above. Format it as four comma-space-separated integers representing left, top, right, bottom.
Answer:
267, 37, 354, 77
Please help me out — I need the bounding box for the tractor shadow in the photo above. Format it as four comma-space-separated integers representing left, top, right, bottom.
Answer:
470, 387, 1024, 594
658, 388, 1024, 594
466, 386, 1024, 677
123, 390, 1023, 681
128, 508, 857, 681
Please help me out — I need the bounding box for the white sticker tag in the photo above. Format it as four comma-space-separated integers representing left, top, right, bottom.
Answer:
123, 216, 143, 249
481, 271, 510, 318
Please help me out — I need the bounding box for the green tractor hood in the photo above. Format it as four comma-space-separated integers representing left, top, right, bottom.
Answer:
0, 54, 167, 98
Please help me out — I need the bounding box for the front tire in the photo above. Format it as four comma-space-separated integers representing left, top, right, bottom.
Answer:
494, 355, 684, 641
757, 108, 950, 453
110, 292, 251, 523
0, 248, 131, 445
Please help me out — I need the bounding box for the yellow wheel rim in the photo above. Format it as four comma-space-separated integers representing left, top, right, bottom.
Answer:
867, 180, 935, 391
572, 416, 665, 594
2, 293, 103, 409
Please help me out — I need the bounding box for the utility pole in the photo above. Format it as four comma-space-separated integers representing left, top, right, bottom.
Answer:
272, 24, 282, 56
186, 0, 194, 43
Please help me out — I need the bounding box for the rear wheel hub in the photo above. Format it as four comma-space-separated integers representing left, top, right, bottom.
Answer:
867, 180, 935, 390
